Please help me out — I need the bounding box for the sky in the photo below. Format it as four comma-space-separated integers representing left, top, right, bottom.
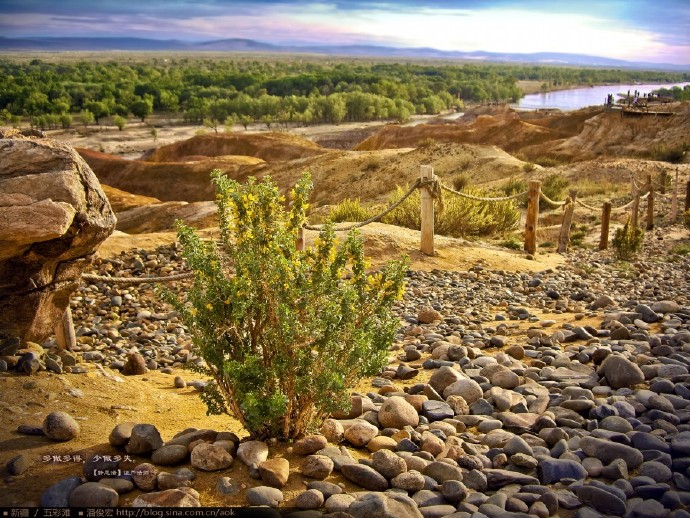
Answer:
1, 0, 690, 65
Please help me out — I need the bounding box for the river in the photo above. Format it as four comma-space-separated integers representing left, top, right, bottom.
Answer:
514, 82, 690, 111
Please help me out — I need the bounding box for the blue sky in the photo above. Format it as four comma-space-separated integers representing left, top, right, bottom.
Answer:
1, 0, 689, 64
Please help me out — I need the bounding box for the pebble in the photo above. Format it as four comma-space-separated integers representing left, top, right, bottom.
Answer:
190, 443, 233, 471
69, 482, 119, 507
245, 486, 284, 506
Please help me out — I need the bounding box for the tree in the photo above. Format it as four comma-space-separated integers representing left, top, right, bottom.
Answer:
79, 110, 95, 128
239, 115, 253, 130
113, 115, 126, 131
59, 113, 72, 129
224, 114, 238, 132
130, 99, 153, 122
150, 127, 158, 143
84, 101, 110, 124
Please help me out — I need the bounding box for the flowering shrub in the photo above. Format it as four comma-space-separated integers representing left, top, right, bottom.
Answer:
612, 219, 644, 260
167, 171, 406, 440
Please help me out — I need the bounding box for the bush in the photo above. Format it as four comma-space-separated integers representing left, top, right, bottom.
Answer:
502, 178, 528, 197
612, 220, 644, 260
328, 198, 374, 223
166, 171, 406, 440
452, 175, 470, 191
382, 185, 520, 237
542, 174, 569, 202
533, 156, 564, 168
650, 142, 689, 163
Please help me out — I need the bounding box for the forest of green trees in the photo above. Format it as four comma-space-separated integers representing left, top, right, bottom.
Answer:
1, 57, 688, 130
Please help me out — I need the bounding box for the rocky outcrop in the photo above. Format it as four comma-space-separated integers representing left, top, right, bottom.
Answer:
0, 131, 116, 343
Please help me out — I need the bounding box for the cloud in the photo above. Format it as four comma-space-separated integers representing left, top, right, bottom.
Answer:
0, 0, 688, 64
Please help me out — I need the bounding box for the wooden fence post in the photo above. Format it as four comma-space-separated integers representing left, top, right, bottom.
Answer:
599, 201, 612, 250
557, 190, 577, 253
420, 165, 435, 256
524, 180, 541, 255
296, 227, 305, 251
54, 306, 76, 351
670, 169, 679, 222
646, 174, 654, 230
631, 177, 640, 229
685, 180, 690, 214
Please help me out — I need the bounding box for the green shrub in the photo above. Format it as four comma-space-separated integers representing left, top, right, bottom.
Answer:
328, 198, 374, 223
166, 171, 406, 440
533, 156, 564, 168
382, 185, 520, 237
500, 238, 522, 250
650, 142, 689, 163
612, 220, 644, 260
502, 178, 528, 197
523, 162, 537, 173
453, 174, 470, 191
418, 137, 437, 148
542, 174, 569, 202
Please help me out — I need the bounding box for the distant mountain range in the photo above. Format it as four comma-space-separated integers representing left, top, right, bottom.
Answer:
1, 36, 688, 71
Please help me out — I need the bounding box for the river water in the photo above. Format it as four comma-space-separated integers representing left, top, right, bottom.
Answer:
514, 82, 690, 111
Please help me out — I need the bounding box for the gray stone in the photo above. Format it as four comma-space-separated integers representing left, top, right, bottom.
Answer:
42, 411, 80, 441
131, 463, 159, 491
126, 424, 164, 456
245, 486, 284, 507
349, 492, 423, 518
599, 355, 644, 389
69, 482, 119, 507
151, 444, 189, 466
423, 461, 463, 484
108, 422, 135, 447
7, 454, 30, 475
576, 485, 626, 515
131, 488, 200, 507
190, 443, 233, 471
258, 458, 290, 488
372, 449, 407, 479
391, 470, 426, 492
295, 489, 325, 510
341, 463, 389, 491
40, 476, 82, 507
302, 455, 334, 479
579, 436, 643, 468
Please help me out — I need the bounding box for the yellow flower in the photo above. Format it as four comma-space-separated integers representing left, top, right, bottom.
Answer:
206, 303, 213, 310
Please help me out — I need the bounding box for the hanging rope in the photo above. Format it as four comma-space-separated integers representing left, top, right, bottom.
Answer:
81, 272, 194, 284
303, 177, 424, 232
440, 183, 528, 203
539, 191, 567, 208
575, 199, 600, 212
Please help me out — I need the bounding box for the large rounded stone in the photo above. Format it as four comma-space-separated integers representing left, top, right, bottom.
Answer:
349, 492, 423, 518
443, 378, 483, 404
599, 354, 644, 389
131, 463, 158, 491
0, 135, 116, 344
151, 444, 189, 466
126, 424, 164, 456
341, 463, 389, 491
428, 366, 463, 394
246, 486, 284, 507
302, 455, 334, 479
42, 411, 80, 441
236, 440, 269, 467
344, 419, 379, 447
69, 482, 119, 507
378, 396, 419, 429
293, 434, 328, 455
371, 449, 407, 479
258, 458, 290, 487
190, 443, 233, 471
131, 488, 200, 507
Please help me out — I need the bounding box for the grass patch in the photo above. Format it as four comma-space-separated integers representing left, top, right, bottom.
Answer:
383, 185, 520, 238
327, 198, 374, 223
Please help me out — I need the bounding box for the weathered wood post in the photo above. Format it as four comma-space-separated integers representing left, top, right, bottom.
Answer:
524, 180, 541, 255
646, 174, 655, 230
296, 227, 305, 251
685, 180, 690, 214
420, 165, 435, 256
631, 177, 640, 229
557, 190, 577, 253
599, 201, 612, 250
670, 169, 679, 222
54, 307, 76, 351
